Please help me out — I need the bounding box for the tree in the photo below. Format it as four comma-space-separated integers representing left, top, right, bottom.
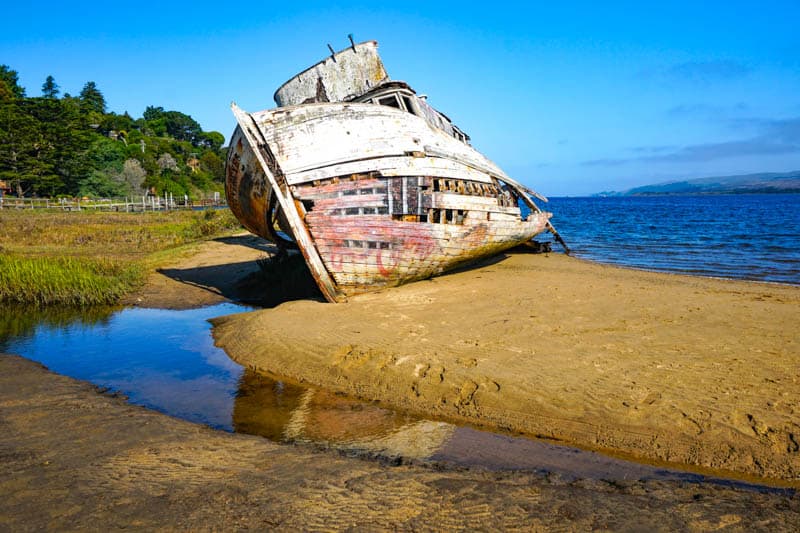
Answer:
198, 131, 225, 151
115, 158, 146, 195
76, 136, 127, 197
87, 135, 126, 172
0, 98, 44, 196
79, 81, 106, 114
157, 152, 178, 173
78, 170, 126, 198
36, 96, 92, 194
163, 111, 202, 144
13, 98, 61, 196
0, 63, 226, 198
0, 65, 25, 99
14, 93, 95, 196
141, 105, 204, 145
98, 112, 134, 137
41, 75, 59, 99
199, 150, 225, 181
142, 105, 164, 121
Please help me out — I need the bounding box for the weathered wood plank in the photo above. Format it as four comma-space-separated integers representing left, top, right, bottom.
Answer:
310, 194, 388, 210
287, 155, 496, 186
431, 193, 522, 215
248, 104, 510, 185
294, 177, 387, 199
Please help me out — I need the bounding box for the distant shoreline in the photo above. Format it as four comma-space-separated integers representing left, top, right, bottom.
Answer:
591, 190, 800, 197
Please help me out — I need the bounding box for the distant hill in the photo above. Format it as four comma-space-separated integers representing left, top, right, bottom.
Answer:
596, 171, 800, 196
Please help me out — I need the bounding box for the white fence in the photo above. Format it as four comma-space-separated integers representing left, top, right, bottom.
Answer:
0, 192, 225, 212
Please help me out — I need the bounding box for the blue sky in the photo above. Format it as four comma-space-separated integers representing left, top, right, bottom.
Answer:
2, 1, 799, 196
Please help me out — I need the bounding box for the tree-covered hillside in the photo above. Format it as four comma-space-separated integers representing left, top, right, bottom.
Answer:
594, 171, 800, 197
0, 64, 227, 199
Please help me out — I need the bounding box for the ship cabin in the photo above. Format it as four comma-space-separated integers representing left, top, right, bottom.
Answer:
272, 41, 471, 147
351, 81, 471, 145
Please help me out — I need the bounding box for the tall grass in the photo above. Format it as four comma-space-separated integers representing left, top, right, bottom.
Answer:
0, 208, 242, 306
0, 208, 241, 257
0, 256, 143, 306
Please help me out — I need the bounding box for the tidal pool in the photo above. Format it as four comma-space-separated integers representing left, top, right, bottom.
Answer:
0, 302, 781, 489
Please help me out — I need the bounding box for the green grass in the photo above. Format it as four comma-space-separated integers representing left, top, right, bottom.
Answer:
0, 208, 242, 306
0, 256, 143, 306
0, 208, 241, 257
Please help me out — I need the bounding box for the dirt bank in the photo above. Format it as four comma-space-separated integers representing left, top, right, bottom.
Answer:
2, 354, 798, 530
123, 234, 276, 309
212, 252, 800, 484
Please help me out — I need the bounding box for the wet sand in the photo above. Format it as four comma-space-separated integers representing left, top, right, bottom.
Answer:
213, 252, 800, 484
2, 354, 798, 530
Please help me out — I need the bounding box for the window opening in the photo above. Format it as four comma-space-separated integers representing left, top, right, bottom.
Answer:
377, 95, 401, 109
402, 96, 416, 115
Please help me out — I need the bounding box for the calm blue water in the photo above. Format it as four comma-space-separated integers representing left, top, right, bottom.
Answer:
545, 194, 800, 285
1, 303, 247, 428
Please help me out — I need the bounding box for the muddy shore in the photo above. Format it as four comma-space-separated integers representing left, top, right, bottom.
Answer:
3, 236, 799, 528
2, 354, 799, 530
213, 252, 800, 484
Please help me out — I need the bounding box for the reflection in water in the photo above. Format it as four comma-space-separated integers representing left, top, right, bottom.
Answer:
234, 370, 455, 459
230, 370, 711, 481
0, 303, 117, 351
1, 303, 246, 429
234, 371, 305, 440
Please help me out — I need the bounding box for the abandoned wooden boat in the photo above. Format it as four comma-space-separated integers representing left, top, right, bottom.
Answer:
225, 39, 564, 303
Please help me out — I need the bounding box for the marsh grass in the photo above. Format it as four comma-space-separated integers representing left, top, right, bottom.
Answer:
0, 256, 143, 306
0, 208, 241, 306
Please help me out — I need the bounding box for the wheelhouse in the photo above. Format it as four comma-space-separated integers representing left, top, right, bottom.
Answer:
354, 81, 471, 145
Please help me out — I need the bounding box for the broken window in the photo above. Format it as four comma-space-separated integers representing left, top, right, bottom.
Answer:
377, 95, 401, 109
423, 208, 466, 225
402, 96, 417, 115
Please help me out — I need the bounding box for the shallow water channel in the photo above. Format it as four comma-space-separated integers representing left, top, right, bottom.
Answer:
0, 302, 779, 489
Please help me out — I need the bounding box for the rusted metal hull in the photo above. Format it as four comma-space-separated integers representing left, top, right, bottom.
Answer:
226, 102, 551, 302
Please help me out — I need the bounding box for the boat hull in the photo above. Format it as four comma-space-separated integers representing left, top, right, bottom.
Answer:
226, 103, 551, 301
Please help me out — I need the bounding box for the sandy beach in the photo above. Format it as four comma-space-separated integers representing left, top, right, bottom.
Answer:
213, 250, 800, 484
3, 236, 800, 528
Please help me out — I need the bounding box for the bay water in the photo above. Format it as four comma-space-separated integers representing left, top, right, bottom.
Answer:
546, 194, 799, 284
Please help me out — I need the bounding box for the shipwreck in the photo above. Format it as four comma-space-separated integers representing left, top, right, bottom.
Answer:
225, 38, 566, 303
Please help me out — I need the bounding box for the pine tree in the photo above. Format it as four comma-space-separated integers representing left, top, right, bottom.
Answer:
0, 98, 43, 196
0, 65, 25, 99
41, 75, 60, 99
79, 81, 106, 114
